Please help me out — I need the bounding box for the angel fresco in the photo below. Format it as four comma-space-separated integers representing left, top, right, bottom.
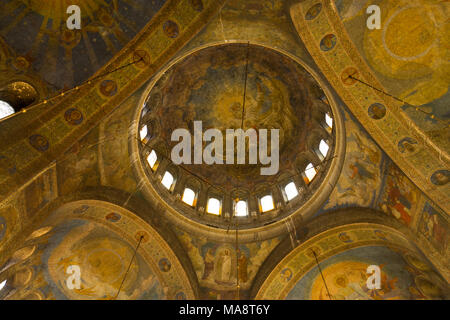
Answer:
382, 179, 413, 225
348, 161, 375, 182
379, 164, 418, 226
324, 126, 382, 209
419, 203, 448, 252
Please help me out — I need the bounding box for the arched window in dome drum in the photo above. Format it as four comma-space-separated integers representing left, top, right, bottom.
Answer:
146, 150, 158, 170
182, 187, 196, 207
207, 198, 221, 215
161, 171, 174, 190
284, 182, 299, 201
318, 139, 329, 158
325, 113, 333, 132
139, 125, 148, 141
304, 163, 317, 184
0, 100, 14, 120
0, 279, 6, 292
260, 194, 275, 213
234, 200, 248, 217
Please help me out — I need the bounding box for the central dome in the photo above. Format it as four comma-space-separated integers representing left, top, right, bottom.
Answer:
134, 43, 343, 234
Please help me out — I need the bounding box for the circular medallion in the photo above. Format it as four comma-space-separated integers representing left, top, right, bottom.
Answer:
430, 170, 449, 186
320, 34, 337, 51
29, 134, 49, 152
305, 3, 322, 20
99, 80, 117, 97
105, 212, 121, 222
398, 137, 418, 154
280, 268, 293, 282
64, 108, 83, 125
368, 103, 386, 120
158, 258, 172, 272
163, 20, 179, 38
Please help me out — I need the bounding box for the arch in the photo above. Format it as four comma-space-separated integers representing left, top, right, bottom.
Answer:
251, 208, 449, 300
3, 195, 198, 300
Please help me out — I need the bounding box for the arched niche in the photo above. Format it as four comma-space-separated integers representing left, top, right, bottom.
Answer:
252, 209, 449, 300
2, 200, 197, 300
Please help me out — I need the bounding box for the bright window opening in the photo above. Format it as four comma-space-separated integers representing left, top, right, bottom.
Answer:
0, 100, 14, 120
235, 200, 248, 217
305, 163, 317, 183
0, 279, 6, 291
325, 113, 333, 128
161, 171, 174, 190
284, 182, 298, 201
146, 150, 157, 169
319, 139, 329, 158
182, 188, 196, 206
139, 125, 148, 141
260, 195, 274, 212
207, 198, 221, 215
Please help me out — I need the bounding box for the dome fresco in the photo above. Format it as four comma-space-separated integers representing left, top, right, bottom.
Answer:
0, 0, 448, 304
150, 43, 329, 188
136, 43, 344, 230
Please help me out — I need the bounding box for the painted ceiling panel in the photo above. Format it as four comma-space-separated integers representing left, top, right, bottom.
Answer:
289, 0, 450, 213
333, 0, 449, 154
0, 0, 167, 89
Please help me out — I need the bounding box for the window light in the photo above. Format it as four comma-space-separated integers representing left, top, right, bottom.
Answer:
0, 100, 14, 120
284, 182, 298, 201
260, 195, 275, 212
0, 280, 6, 291
161, 171, 174, 190
139, 125, 148, 141
325, 113, 333, 128
319, 139, 329, 158
305, 163, 317, 183
207, 198, 221, 215
146, 150, 157, 169
235, 200, 248, 217
182, 188, 196, 206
